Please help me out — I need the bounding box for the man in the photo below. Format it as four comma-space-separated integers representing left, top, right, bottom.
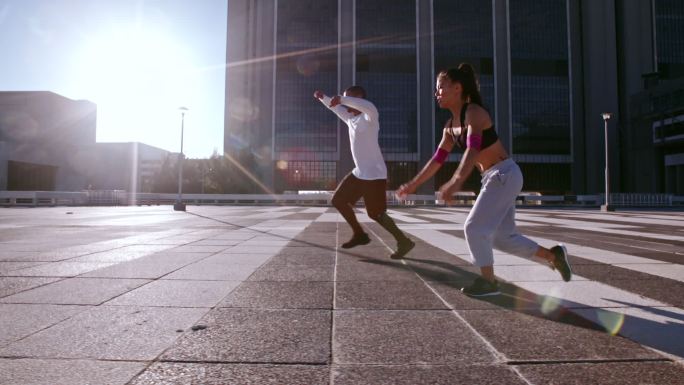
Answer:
314, 86, 414, 259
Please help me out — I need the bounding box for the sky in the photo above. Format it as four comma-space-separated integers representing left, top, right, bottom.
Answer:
0, 0, 228, 158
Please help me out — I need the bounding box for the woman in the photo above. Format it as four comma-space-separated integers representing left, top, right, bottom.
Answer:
396, 63, 572, 296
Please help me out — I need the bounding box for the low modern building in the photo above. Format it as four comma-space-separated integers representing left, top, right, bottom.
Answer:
0, 91, 97, 191
85, 142, 171, 193
0, 91, 170, 193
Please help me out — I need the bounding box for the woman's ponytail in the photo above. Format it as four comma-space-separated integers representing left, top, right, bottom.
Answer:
437, 62, 483, 106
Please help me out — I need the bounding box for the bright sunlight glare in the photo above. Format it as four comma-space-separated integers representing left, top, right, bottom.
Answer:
73, 26, 196, 152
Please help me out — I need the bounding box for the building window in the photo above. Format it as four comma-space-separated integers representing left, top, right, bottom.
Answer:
275, 0, 338, 154
356, 0, 417, 154
386, 161, 418, 190
655, 0, 684, 79
275, 161, 337, 191
510, 0, 570, 155
433, 0, 495, 149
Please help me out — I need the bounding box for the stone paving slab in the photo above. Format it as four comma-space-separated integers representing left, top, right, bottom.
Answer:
0, 358, 146, 385
332, 364, 528, 385
516, 361, 684, 385
219, 281, 333, 309
333, 310, 495, 364
247, 263, 334, 281
0, 303, 89, 346
336, 281, 449, 310
129, 363, 330, 385
0, 261, 45, 274
201, 252, 275, 266
0, 277, 149, 305
335, 260, 418, 282
459, 309, 663, 362
72, 244, 176, 263
0, 276, 60, 298
163, 261, 259, 281
0, 305, 206, 360
79, 252, 211, 279
161, 308, 331, 363
106, 280, 241, 307
9, 261, 115, 277
268, 252, 336, 265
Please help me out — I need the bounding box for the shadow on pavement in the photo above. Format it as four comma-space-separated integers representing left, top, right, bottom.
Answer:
187, 210, 682, 360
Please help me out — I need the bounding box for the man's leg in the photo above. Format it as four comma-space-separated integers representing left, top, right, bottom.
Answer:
365, 179, 414, 259
332, 173, 370, 248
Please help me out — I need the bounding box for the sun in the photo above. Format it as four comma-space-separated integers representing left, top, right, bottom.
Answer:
73, 26, 195, 149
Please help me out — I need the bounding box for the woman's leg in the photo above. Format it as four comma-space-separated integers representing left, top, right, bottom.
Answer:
493, 205, 573, 281
461, 162, 523, 296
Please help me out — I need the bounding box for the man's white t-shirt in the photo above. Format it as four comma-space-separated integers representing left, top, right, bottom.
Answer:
319, 95, 388, 180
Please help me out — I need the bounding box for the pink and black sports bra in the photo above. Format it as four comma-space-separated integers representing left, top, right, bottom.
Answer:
447, 103, 499, 150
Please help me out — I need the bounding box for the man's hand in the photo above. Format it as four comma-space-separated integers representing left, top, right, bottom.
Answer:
437, 179, 462, 205
313, 90, 324, 99
329, 95, 342, 107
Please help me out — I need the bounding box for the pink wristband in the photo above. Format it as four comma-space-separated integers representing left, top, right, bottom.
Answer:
466, 134, 482, 150
432, 147, 449, 164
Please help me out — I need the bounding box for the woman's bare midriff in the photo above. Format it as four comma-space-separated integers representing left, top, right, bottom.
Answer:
475, 140, 509, 173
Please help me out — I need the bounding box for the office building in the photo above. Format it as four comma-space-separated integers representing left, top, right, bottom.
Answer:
225, 0, 683, 194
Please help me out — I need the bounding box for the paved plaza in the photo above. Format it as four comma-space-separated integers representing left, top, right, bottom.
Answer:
0, 205, 683, 384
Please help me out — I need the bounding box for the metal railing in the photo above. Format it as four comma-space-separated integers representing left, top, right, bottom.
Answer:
1, 190, 682, 208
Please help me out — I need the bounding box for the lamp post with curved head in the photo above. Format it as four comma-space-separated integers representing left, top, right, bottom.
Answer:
601, 112, 614, 212
174, 107, 189, 211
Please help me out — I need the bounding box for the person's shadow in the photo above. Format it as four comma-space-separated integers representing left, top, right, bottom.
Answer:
187, 210, 683, 359
358, 254, 684, 359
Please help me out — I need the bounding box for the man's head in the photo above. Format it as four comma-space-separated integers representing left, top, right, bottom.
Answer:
343, 85, 366, 99
342, 85, 367, 115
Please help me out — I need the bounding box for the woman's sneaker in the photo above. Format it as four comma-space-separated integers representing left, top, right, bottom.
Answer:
461, 277, 500, 297
551, 244, 572, 282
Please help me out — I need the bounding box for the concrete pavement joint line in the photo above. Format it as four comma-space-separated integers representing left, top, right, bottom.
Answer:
506, 357, 672, 365
0, 356, 152, 363
330, 215, 340, 385
361, 225, 537, 385
158, 359, 330, 365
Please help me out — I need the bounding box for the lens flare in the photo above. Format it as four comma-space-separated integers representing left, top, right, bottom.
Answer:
229, 98, 259, 122
296, 55, 320, 76
540, 287, 563, 315
596, 309, 625, 336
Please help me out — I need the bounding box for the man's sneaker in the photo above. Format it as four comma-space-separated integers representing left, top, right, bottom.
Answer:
461, 277, 500, 297
551, 244, 572, 282
341, 233, 371, 249
390, 237, 415, 259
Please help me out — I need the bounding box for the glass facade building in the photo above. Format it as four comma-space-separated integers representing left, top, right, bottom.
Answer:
274, 0, 339, 190
226, 0, 677, 195
655, 0, 684, 80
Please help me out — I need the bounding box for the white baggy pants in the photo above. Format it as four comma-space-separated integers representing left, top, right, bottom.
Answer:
464, 158, 539, 267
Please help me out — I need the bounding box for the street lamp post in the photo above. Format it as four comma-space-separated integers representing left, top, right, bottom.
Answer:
173, 107, 189, 211
601, 112, 614, 212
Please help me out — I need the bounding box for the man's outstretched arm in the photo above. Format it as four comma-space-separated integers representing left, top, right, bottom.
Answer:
314, 90, 353, 121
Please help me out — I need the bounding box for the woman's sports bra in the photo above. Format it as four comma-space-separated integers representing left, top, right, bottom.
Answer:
446, 103, 498, 150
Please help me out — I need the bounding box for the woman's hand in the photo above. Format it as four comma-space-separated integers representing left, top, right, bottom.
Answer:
313, 90, 324, 99
395, 182, 417, 201
437, 179, 462, 205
